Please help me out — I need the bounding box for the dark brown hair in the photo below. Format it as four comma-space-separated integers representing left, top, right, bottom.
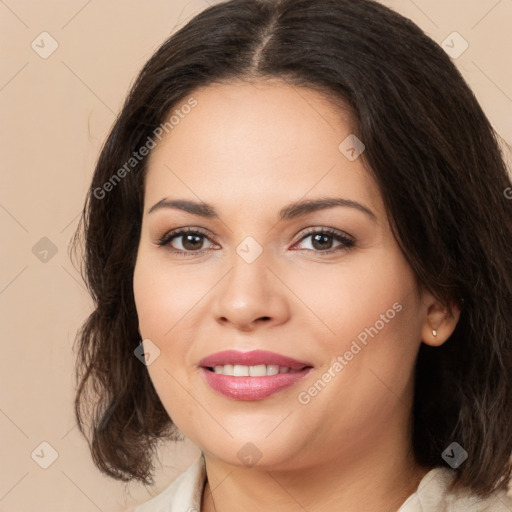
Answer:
70, 0, 512, 498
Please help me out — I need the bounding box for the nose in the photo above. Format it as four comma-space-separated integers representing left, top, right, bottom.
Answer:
212, 255, 290, 332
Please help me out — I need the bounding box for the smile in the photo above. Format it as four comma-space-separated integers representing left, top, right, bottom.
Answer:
198, 349, 314, 400
207, 364, 304, 376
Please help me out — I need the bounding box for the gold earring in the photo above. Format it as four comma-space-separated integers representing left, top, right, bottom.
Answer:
432, 329, 437, 337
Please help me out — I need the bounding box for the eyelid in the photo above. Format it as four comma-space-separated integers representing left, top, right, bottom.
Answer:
295, 226, 354, 244
156, 225, 355, 255
155, 226, 215, 248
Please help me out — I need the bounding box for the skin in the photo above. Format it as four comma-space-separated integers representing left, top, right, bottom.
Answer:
133, 79, 460, 512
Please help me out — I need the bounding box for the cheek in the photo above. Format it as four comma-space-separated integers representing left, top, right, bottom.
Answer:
327, 262, 422, 402
133, 256, 202, 432
295, 247, 418, 355
301, 248, 423, 416
296, 278, 421, 439
364, 292, 423, 383
133, 251, 203, 338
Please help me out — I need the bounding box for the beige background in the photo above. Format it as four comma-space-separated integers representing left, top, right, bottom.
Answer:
1, 1, 511, 511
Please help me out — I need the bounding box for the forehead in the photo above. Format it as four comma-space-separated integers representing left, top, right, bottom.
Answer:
144, 80, 383, 218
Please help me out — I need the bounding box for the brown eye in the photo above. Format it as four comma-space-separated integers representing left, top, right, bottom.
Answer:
294, 228, 355, 254
177, 233, 205, 251
157, 228, 216, 255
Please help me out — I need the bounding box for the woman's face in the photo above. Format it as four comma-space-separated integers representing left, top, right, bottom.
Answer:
133, 79, 438, 471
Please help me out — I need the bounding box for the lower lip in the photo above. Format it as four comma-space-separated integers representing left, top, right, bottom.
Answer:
199, 367, 313, 400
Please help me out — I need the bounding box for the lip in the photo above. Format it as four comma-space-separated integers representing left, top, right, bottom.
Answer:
199, 349, 313, 371
198, 350, 314, 401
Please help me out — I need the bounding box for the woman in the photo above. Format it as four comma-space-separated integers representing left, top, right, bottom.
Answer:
71, 0, 512, 510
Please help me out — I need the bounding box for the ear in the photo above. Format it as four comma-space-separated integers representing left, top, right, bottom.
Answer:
420, 289, 461, 347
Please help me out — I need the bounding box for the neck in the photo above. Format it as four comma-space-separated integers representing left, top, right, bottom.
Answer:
201, 427, 430, 512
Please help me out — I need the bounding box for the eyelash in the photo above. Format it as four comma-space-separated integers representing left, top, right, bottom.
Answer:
156, 226, 355, 256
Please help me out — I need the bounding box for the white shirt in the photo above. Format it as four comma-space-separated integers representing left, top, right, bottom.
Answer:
133, 453, 512, 511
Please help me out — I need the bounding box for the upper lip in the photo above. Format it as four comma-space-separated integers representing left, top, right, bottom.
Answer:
199, 350, 313, 370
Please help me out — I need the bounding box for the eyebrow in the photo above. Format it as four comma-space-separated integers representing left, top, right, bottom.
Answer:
148, 197, 378, 222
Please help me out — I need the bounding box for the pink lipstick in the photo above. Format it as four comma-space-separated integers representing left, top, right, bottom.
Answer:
199, 350, 314, 401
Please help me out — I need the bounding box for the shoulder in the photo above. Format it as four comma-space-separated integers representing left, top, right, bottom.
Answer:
399, 467, 512, 512
133, 454, 206, 512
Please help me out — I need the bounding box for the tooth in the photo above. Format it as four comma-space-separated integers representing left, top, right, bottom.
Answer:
233, 364, 249, 376
210, 364, 299, 376
266, 364, 279, 376
249, 364, 267, 376
223, 364, 234, 376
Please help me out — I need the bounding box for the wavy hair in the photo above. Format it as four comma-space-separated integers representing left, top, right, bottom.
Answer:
70, 0, 512, 497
